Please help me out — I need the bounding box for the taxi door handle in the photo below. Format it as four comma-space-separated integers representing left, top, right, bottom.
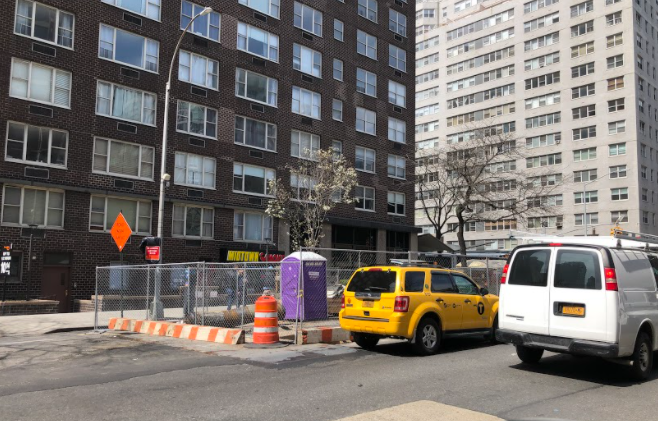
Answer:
436, 298, 444, 303
453, 303, 458, 308
464, 299, 472, 304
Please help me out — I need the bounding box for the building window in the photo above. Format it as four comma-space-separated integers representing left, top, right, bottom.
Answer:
6, 121, 67, 168
571, 41, 594, 58
176, 101, 217, 139
292, 86, 321, 119
355, 186, 375, 211
570, 0, 593, 17
387, 155, 405, 179
611, 188, 629, 201
10, 58, 71, 108
608, 76, 624, 90
292, 44, 322, 78
90, 196, 151, 234
608, 120, 625, 134
99, 24, 159, 72
233, 163, 275, 196
572, 126, 596, 140
574, 169, 597, 183
332, 140, 343, 160
356, 107, 376, 135
181, 1, 220, 41
237, 22, 279, 62
388, 192, 405, 215
102, 0, 160, 20
173, 204, 214, 239
572, 104, 596, 119
178, 50, 218, 90
294, 2, 322, 36
15, 0, 74, 47
606, 11, 622, 26
174, 152, 216, 189
96, 81, 156, 125
570, 20, 593, 37
93, 137, 154, 180
358, 0, 378, 22
357, 30, 377, 60
573, 147, 596, 162
608, 98, 624, 113
334, 19, 344, 41
291, 130, 320, 160
290, 174, 317, 201
235, 68, 278, 107
571, 83, 595, 99
356, 68, 377, 97
389, 44, 406, 71
643, 211, 650, 224
642, 188, 649, 202
388, 117, 406, 143
238, 0, 280, 19
528, 216, 563, 229
611, 210, 628, 223
607, 32, 623, 48
609, 142, 626, 156
607, 54, 624, 69
332, 99, 343, 121
526, 153, 562, 168
355, 146, 376, 173
234, 212, 272, 242
388, 80, 406, 107
575, 213, 598, 226
333, 59, 343, 81
234, 115, 277, 152
571, 62, 594, 78
1, 185, 64, 228
609, 165, 627, 178
389, 9, 407, 36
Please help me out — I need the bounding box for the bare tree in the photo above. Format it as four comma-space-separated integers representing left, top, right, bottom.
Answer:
266, 148, 358, 250
417, 121, 559, 255
415, 150, 457, 242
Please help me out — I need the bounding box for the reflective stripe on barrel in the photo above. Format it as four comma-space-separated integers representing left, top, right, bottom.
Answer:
253, 294, 279, 344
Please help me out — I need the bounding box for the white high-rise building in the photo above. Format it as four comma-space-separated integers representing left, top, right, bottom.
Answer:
415, 0, 658, 251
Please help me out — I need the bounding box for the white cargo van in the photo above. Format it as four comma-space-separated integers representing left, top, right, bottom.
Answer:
496, 241, 658, 380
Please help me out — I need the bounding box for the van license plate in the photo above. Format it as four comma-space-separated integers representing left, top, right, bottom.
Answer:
362, 301, 374, 308
562, 306, 585, 316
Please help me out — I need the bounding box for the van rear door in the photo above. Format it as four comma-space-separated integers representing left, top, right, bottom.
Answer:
548, 247, 609, 342
500, 247, 552, 335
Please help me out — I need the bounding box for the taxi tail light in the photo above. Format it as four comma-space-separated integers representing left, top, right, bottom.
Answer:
394, 296, 410, 312
604, 268, 618, 291
500, 264, 510, 284
341, 295, 345, 309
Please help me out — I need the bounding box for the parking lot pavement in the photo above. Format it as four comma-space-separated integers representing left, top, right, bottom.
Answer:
1, 332, 658, 421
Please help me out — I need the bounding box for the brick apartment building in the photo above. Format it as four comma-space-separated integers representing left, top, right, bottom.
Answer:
0, 0, 417, 311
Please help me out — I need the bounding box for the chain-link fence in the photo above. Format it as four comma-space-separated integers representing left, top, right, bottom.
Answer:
94, 249, 505, 337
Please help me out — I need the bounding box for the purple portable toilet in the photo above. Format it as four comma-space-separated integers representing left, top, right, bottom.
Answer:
280, 252, 327, 321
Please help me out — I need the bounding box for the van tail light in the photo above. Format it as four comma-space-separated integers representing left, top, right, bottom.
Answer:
394, 296, 410, 312
604, 268, 618, 291
500, 264, 510, 284
341, 295, 345, 309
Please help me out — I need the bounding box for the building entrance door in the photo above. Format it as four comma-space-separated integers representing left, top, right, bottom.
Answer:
41, 253, 72, 312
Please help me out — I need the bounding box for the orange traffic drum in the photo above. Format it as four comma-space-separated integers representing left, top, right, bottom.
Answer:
253, 294, 279, 344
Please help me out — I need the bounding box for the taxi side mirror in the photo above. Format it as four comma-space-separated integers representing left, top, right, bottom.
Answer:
480, 287, 489, 296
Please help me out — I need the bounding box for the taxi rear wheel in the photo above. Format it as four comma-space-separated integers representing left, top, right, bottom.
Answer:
352, 332, 380, 350
413, 318, 441, 355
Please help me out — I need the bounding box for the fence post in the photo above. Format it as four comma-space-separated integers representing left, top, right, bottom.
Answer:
485, 258, 490, 289
408, 250, 412, 264
145, 266, 151, 320
240, 262, 247, 329
294, 248, 304, 345
358, 250, 361, 269
94, 267, 99, 332
451, 254, 457, 269
200, 262, 205, 327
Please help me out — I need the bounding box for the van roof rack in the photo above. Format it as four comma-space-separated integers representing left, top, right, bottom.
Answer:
511, 229, 658, 251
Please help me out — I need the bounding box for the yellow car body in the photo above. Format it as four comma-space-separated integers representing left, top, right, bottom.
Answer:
339, 266, 499, 354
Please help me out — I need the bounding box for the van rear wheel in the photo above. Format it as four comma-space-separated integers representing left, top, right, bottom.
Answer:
630, 332, 653, 381
516, 345, 544, 364
412, 318, 441, 355
352, 333, 380, 350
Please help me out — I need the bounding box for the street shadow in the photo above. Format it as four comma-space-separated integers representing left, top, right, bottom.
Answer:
509, 352, 658, 387
360, 336, 498, 358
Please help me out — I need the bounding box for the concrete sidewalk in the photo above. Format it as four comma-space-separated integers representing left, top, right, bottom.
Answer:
0, 312, 95, 337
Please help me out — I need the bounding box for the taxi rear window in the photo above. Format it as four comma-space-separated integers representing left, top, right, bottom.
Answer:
347, 271, 397, 293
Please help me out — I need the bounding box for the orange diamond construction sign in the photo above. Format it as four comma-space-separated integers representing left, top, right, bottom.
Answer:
110, 212, 132, 252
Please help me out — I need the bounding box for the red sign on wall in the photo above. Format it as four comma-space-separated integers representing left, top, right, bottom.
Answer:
145, 246, 161, 261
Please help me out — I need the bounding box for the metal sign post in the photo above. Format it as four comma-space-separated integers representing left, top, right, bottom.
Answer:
1, 244, 13, 315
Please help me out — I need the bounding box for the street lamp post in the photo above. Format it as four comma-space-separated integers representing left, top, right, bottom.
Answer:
150, 6, 213, 320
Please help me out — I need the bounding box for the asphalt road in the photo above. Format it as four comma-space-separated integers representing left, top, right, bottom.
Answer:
1, 332, 657, 421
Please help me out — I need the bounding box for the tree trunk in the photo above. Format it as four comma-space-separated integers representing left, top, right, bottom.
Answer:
456, 211, 468, 266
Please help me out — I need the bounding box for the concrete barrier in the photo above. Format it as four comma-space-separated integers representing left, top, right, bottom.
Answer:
298, 326, 351, 345
108, 318, 245, 345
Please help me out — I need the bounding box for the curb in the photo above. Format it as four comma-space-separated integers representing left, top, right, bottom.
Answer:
298, 326, 351, 345
108, 318, 245, 345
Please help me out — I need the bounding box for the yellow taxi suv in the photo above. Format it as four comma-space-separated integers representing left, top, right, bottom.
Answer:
339, 265, 499, 355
